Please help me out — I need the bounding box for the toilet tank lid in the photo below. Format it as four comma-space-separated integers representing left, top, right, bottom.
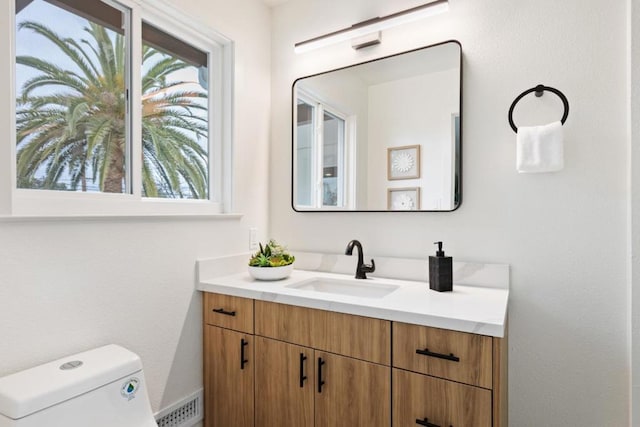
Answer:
0, 344, 143, 420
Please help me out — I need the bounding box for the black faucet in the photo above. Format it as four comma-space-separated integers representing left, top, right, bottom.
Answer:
345, 240, 375, 279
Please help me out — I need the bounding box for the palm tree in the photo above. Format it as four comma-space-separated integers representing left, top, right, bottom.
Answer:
16, 20, 208, 198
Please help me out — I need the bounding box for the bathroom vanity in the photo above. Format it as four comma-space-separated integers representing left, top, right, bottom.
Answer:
197, 253, 509, 427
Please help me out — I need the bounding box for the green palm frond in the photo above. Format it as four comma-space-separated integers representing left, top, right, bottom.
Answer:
16, 60, 87, 98
65, 102, 89, 137
17, 94, 76, 110
143, 59, 192, 92
18, 21, 99, 85
87, 23, 118, 87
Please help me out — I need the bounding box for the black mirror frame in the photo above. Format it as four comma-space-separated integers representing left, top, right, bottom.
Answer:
291, 40, 463, 213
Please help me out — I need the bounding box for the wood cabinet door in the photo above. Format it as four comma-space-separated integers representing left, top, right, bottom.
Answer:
393, 369, 492, 427
315, 352, 391, 427
205, 326, 254, 427
255, 337, 314, 427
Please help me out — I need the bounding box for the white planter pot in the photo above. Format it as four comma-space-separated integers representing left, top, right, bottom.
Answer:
248, 263, 294, 281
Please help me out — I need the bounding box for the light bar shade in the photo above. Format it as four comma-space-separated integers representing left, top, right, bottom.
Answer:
294, 0, 449, 54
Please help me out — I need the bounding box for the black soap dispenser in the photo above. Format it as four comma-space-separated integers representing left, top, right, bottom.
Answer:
429, 241, 452, 292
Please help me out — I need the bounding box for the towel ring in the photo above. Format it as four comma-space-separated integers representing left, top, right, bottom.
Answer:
508, 84, 569, 133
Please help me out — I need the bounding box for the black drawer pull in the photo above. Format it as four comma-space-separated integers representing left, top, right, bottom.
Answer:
212, 308, 236, 316
240, 339, 249, 370
416, 417, 451, 427
416, 418, 453, 427
299, 353, 308, 388
416, 348, 460, 362
317, 357, 325, 393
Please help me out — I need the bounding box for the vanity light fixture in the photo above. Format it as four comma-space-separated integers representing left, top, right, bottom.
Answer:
294, 0, 449, 54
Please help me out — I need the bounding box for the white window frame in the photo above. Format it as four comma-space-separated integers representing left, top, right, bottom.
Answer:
294, 89, 355, 210
5, 0, 235, 217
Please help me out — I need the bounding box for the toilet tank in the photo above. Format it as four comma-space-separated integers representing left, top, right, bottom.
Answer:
0, 345, 157, 427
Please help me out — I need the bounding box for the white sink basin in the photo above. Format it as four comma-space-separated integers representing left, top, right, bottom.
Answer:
286, 277, 399, 299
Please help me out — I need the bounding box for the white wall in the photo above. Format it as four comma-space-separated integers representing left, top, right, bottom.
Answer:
630, 0, 639, 423
0, 0, 271, 417
270, 0, 628, 425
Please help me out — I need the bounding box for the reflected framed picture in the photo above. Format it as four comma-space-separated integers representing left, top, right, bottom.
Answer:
387, 145, 420, 180
387, 187, 421, 211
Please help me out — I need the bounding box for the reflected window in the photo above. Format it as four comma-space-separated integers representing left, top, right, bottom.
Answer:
295, 92, 351, 209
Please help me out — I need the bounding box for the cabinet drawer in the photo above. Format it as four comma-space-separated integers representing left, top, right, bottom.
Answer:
393, 322, 492, 388
205, 293, 253, 333
314, 309, 390, 365
256, 301, 390, 365
255, 300, 314, 347
393, 368, 491, 427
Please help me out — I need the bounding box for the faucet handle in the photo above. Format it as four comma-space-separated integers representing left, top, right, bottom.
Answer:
362, 259, 376, 273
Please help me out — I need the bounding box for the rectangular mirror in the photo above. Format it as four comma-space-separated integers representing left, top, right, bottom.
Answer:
292, 40, 462, 212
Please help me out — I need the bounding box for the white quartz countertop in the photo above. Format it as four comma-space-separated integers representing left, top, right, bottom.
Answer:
197, 269, 508, 337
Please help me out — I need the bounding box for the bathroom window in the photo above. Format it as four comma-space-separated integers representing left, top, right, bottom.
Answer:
12, 0, 232, 215
295, 92, 354, 209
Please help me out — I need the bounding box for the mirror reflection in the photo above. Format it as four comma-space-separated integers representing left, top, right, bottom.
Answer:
293, 41, 462, 212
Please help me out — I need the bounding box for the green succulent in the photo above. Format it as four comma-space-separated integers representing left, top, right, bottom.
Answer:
249, 239, 295, 267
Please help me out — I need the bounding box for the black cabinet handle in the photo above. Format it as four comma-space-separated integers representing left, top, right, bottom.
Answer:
416, 348, 460, 362
240, 339, 249, 370
212, 308, 236, 317
299, 353, 308, 388
317, 357, 325, 393
416, 418, 451, 427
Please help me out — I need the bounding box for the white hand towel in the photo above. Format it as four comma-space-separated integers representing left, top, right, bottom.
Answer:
516, 121, 564, 173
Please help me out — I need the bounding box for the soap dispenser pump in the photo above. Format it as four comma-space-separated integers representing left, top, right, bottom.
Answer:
429, 241, 452, 292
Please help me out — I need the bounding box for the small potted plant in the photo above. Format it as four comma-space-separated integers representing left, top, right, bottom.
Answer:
248, 239, 295, 281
